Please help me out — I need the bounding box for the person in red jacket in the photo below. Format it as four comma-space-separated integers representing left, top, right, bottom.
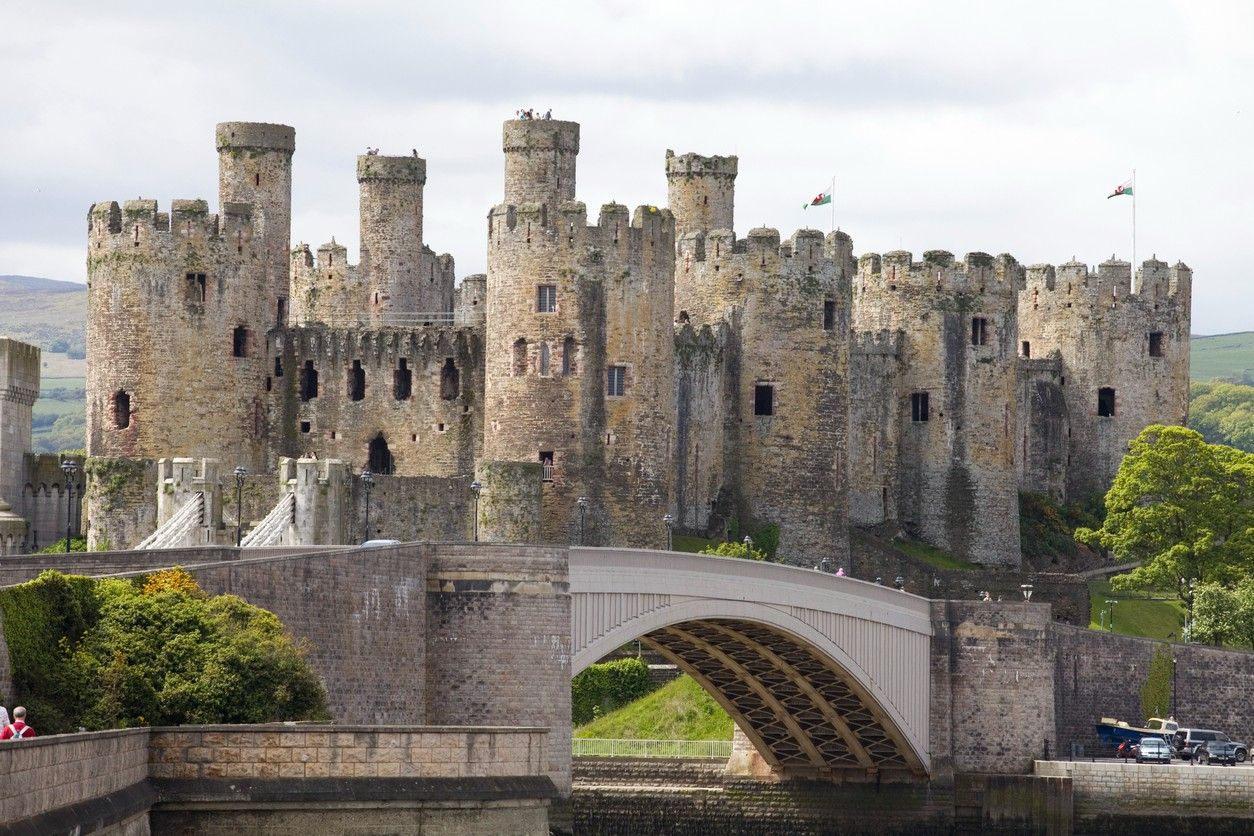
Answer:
0, 706, 34, 739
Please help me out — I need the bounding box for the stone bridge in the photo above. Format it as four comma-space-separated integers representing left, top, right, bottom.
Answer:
571, 549, 932, 779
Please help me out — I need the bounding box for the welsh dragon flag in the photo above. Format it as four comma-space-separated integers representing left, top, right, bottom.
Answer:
1107, 179, 1134, 199
804, 189, 832, 209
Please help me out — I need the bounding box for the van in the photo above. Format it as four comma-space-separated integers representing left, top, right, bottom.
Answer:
1172, 728, 1229, 761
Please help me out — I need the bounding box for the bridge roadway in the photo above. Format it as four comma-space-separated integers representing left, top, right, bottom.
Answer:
570, 548, 933, 780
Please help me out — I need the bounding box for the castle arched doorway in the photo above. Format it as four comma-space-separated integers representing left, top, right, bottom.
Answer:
368, 434, 394, 475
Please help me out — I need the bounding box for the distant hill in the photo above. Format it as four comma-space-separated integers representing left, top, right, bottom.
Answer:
0, 275, 87, 356
1190, 332, 1254, 384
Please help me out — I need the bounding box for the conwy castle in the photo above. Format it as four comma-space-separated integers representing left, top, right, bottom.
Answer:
1, 118, 1192, 566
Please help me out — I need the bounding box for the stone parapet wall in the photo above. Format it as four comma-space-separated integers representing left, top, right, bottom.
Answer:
148, 724, 548, 781
1036, 759, 1254, 822
0, 727, 152, 826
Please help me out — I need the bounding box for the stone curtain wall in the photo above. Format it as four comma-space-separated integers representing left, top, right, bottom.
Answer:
1051, 623, 1254, 756
0, 727, 152, 828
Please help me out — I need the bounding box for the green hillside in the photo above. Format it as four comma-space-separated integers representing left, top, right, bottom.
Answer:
1190, 332, 1254, 384
0, 275, 87, 357
574, 674, 733, 741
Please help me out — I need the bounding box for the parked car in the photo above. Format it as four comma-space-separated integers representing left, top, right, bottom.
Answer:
1194, 739, 1248, 765
1172, 728, 1243, 762
1136, 737, 1173, 764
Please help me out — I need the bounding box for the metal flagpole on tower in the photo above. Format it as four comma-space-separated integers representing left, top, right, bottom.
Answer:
1131, 168, 1137, 273
830, 175, 836, 235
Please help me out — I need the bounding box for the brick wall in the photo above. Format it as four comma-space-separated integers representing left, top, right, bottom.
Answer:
0, 727, 151, 825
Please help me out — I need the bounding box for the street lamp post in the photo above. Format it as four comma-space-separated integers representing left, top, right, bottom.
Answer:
743, 535, 753, 557
233, 466, 247, 547
1105, 599, 1117, 632
1021, 584, 1034, 602
360, 469, 374, 543
576, 496, 588, 545
60, 459, 77, 553
663, 514, 673, 550
1172, 656, 1178, 718
470, 481, 482, 542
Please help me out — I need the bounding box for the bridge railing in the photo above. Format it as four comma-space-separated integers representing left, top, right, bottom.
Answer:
572, 738, 732, 759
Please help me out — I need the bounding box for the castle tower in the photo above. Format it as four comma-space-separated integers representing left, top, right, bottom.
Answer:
484, 118, 675, 547
1017, 256, 1192, 499
501, 119, 580, 212
0, 337, 39, 510
216, 122, 295, 329
358, 154, 426, 315
665, 150, 737, 239
852, 250, 1022, 567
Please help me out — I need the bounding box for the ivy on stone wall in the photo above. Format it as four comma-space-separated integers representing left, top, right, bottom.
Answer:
0, 569, 328, 733
83, 457, 149, 512
572, 657, 656, 726
1140, 645, 1174, 721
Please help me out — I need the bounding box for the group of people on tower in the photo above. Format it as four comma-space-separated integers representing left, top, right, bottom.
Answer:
515, 108, 552, 120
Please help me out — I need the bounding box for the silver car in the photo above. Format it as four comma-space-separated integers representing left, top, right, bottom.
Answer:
1136, 736, 1173, 764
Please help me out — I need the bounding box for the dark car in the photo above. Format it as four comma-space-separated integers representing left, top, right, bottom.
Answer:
1136, 737, 1173, 764
1172, 728, 1243, 762
1195, 739, 1248, 766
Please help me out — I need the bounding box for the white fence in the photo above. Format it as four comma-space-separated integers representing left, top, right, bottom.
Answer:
572, 738, 732, 759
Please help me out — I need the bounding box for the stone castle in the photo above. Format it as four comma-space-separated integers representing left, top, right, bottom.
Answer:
63, 117, 1190, 566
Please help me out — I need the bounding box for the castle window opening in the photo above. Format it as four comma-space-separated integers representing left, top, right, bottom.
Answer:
703, 195, 708, 205
1149, 332, 1164, 357
232, 326, 249, 358
368, 434, 394, 475
823, 300, 836, 331
607, 365, 627, 397
254, 172, 260, 187
185, 272, 206, 303
970, 317, 989, 346
437, 423, 445, 432
300, 360, 319, 400
274, 357, 284, 377
562, 337, 575, 375
537, 284, 557, 313
411, 433, 418, 442
540, 452, 554, 482
678, 310, 690, 324
264, 376, 272, 392
911, 392, 930, 422
539, 342, 551, 376
513, 338, 528, 375
440, 357, 460, 400
349, 360, 366, 401
753, 383, 775, 417
276, 297, 286, 326
1021, 341, 1031, 358
1097, 387, 1116, 418
113, 390, 132, 429
394, 359, 412, 400
300, 421, 311, 434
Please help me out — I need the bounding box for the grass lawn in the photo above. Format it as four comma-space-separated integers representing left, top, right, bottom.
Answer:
1088, 579, 1184, 640
574, 674, 732, 741
892, 538, 979, 570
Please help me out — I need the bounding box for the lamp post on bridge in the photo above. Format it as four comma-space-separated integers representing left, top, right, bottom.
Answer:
360, 469, 374, 543
1021, 583, 1034, 602
469, 481, 481, 542
233, 466, 247, 547
663, 514, 673, 550
743, 535, 753, 558
1105, 598, 1117, 632
576, 496, 588, 545
60, 459, 77, 553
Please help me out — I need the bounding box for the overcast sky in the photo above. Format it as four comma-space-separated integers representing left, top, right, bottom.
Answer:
2, 0, 1250, 334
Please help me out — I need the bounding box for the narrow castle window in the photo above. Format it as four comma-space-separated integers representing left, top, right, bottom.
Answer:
368, 435, 394, 475
440, 358, 459, 400
265, 376, 272, 392
911, 392, 930, 422
513, 338, 528, 376
540, 451, 554, 482
537, 284, 557, 313
254, 172, 260, 187
970, 317, 989, 346
678, 310, 690, 324
562, 337, 575, 375
114, 390, 132, 429
1021, 341, 1031, 358
753, 383, 775, 416
185, 272, 206, 303
349, 360, 366, 401
703, 195, 708, 205
300, 421, 310, 434
232, 326, 249, 358
300, 360, 319, 401
276, 297, 287, 326
1149, 332, 1164, 357
274, 356, 284, 377
823, 300, 836, 330
607, 365, 627, 397
1098, 387, 1116, 418
539, 342, 551, 376
394, 359, 412, 400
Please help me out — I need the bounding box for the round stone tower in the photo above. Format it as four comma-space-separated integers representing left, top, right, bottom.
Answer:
501, 119, 580, 211
665, 150, 738, 239
216, 122, 294, 328
357, 154, 430, 315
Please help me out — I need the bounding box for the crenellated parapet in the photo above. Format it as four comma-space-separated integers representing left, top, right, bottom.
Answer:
665, 149, 738, 238
1022, 256, 1192, 311
857, 249, 1023, 298
89, 198, 257, 260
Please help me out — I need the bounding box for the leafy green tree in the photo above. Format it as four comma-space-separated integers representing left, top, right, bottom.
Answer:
1076, 426, 1254, 595
1190, 582, 1240, 646
1190, 381, 1254, 453
700, 540, 770, 561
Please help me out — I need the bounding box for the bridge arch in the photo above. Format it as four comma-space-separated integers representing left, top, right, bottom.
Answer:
570, 549, 933, 779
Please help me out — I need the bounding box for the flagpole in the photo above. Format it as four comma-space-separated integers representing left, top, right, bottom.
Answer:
830, 175, 835, 235
1131, 168, 1137, 274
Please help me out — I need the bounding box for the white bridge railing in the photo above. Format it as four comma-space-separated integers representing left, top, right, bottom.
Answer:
240, 493, 295, 547
572, 738, 732, 759
134, 492, 204, 550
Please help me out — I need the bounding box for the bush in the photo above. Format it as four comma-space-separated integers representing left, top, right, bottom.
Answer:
571, 657, 656, 726
0, 569, 328, 732
36, 537, 88, 554
700, 540, 769, 561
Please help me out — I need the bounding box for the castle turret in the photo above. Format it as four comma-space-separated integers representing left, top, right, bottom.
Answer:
665, 150, 738, 239
216, 122, 295, 328
358, 154, 427, 315
502, 119, 580, 212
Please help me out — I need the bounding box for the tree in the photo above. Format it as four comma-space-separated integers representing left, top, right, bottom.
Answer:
1190, 582, 1240, 646
1076, 426, 1254, 595
1190, 381, 1254, 453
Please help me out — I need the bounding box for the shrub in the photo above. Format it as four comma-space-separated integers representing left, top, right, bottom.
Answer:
700, 540, 769, 562
571, 657, 655, 726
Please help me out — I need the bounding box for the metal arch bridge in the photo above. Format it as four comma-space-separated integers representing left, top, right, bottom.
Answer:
569, 548, 933, 780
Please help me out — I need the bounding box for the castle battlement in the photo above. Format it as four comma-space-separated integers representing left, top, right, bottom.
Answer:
288, 323, 477, 362
856, 250, 1022, 296
488, 200, 674, 257
679, 228, 852, 272
1023, 257, 1191, 306
664, 150, 738, 179
89, 198, 256, 251
215, 122, 295, 153
356, 154, 426, 183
